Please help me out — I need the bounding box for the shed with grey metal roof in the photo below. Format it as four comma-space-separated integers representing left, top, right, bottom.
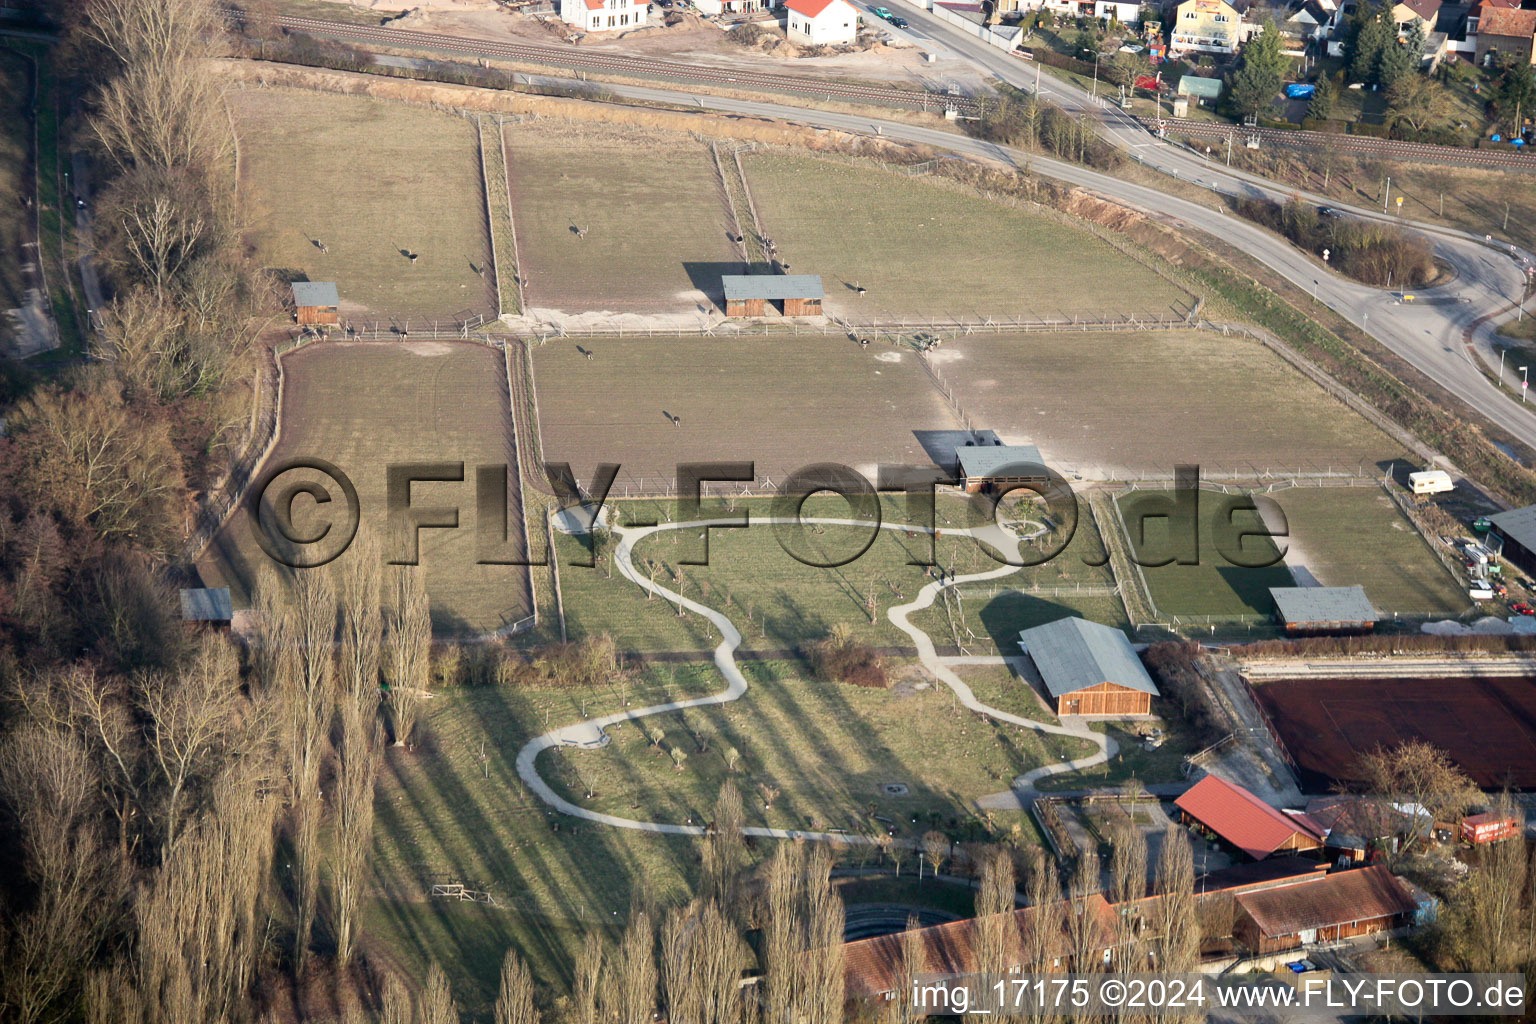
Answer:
1269, 586, 1379, 633
180, 587, 233, 624
1018, 616, 1158, 716
1488, 504, 1536, 579
291, 281, 340, 326
722, 274, 824, 317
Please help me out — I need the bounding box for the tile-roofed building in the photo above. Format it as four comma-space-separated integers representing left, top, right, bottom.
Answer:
1488, 503, 1536, 576
1196, 855, 1331, 896
840, 894, 1120, 1003
1473, 4, 1536, 63
1269, 585, 1379, 633
1233, 865, 1420, 953
1392, 0, 1441, 26
1018, 617, 1158, 716
1175, 774, 1325, 860
1304, 796, 1422, 860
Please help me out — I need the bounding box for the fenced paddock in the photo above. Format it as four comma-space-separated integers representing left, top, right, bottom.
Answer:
504, 122, 742, 314
924, 330, 1412, 479
230, 87, 497, 320
531, 334, 959, 487
1252, 674, 1536, 790
739, 152, 1191, 320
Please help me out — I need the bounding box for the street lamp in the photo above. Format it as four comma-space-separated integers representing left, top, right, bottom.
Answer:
1522, 366, 1530, 404
1499, 347, 1507, 385
1083, 47, 1100, 99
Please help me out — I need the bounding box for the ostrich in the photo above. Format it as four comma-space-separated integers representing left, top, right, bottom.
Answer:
856, 281, 867, 296
314, 239, 329, 254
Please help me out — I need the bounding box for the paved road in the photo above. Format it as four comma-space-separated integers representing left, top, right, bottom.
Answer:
871, 3, 1536, 451
327, 13, 1536, 453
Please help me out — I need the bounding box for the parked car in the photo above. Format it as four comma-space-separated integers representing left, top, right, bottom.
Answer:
889, 14, 908, 26
1509, 602, 1533, 616
872, 5, 893, 18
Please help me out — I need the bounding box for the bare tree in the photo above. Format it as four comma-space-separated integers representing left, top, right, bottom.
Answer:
1152, 827, 1198, 974
284, 567, 337, 969
495, 948, 540, 1024
381, 972, 415, 1024
762, 842, 803, 1024
607, 909, 656, 1024
1445, 798, 1529, 974
704, 781, 746, 905
973, 846, 1019, 1016
893, 914, 927, 1024
1353, 741, 1479, 862
921, 831, 949, 881
421, 962, 460, 1024
0, 725, 127, 1024
385, 566, 431, 747
803, 844, 846, 1024
337, 529, 383, 715
332, 697, 382, 968
1067, 849, 1105, 973
573, 931, 604, 1024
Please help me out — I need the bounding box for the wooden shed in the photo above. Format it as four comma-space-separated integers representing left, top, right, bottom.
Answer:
1018, 616, 1158, 716
1176, 774, 1325, 860
179, 587, 233, 629
721, 274, 824, 317
956, 440, 1047, 494
1232, 866, 1420, 953
291, 281, 340, 326
1269, 586, 1379, 634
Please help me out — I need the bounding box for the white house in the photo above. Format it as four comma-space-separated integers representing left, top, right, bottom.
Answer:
694, 0, 769, 14
785, 0, 860, 45
1026, 0, 1142, 24
559, 0, 650, 32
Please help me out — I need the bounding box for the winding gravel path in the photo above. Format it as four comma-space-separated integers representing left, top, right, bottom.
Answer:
513, 511, 1117, 839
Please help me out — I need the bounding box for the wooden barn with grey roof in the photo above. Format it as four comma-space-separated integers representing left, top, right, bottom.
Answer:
721, 274, 823, 317
1018, 616, 1158, 716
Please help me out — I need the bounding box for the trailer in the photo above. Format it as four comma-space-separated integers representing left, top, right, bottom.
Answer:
1409, 470, 1454, 495
1460, 812, 1520, 844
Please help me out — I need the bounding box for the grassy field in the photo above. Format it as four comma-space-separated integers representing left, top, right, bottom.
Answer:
546, 658, 1093, 832
909, 591, 1132, 654
554, 493, 1107, 652
740, 153, 1191, 319
1115, 488, 1293, 620
532, 335, 959, 485
363, 658, 1073, 1011
196, 341, 532, 635
365, 664, 723, 1011
930, 331, 1410, 478
505, 123, 740, 314
1267, 485, 1468, 615
232, 89, 495, 320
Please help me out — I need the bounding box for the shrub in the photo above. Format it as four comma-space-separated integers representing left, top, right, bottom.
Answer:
1231, 196, 1434, 287
808, 629, 888, 688
1144, 641, 1226, 747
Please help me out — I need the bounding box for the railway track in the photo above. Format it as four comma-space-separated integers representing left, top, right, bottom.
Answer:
1138, 115, 1536, 171
227, 9, 981, 116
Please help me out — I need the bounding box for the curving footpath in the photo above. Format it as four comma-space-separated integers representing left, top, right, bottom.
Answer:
514, 511, 1117, 841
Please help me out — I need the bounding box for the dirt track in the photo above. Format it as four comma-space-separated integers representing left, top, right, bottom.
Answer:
1253, 674, 1536, 790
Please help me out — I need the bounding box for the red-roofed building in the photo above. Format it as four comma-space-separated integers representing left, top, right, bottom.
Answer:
839, 894, 1121, 1005
1175, 774, 1325, 861
559, 0, 650, 32
785, 0, 860, 45
1233, 865, 1422, 953
1473, 4, 1536, 64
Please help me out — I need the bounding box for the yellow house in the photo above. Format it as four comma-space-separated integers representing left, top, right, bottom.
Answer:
1171, 0, 1244, 54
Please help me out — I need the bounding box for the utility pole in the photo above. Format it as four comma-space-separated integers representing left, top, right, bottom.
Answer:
1500, 347, 1508, 384
1383, 175, 1391, 212
1226, 131, 1233, 164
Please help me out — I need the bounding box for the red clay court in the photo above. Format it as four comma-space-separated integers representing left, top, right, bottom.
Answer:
1252, 675, 1536, 791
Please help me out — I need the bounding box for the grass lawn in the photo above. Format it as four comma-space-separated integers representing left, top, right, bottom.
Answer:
547, 658, 1093, 832
1115, 488, 1293, 619
232, 89, 495, 320
366, 664, 723, 1009
931, 331, 1410, 478
532, 335, 958, 486
505, 123, 740, 314
195, 341, 533, 635
834, 875, 981, 918
1032, 720, 1198, 791
741, 153, 1191, 320
1268, 484, 1468, 615
556, 494, 1094, 652
910, 591, 1132, 654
